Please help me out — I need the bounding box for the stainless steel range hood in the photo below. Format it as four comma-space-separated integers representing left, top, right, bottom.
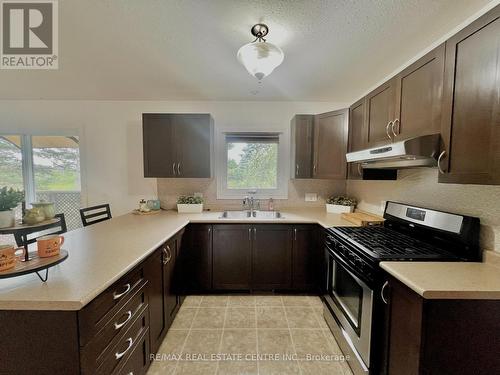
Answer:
346, 134, 441, 169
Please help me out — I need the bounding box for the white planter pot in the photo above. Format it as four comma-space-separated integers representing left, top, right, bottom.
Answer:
326, 204, 354, 214
0, 210, 15, 228
177, 204, 203, 213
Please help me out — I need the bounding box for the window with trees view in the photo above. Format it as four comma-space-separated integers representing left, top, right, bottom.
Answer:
218, 132, 287, 199
0, 135, 82, 239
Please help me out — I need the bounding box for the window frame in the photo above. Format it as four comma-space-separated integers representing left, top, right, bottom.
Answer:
0, 129, 86, 207
216, 128, 288, 199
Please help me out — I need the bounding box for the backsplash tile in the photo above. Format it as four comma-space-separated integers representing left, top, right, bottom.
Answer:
347, 169, 500, 252
157, 179, 346, 211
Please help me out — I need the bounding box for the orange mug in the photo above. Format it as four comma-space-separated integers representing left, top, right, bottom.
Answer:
37, 235, 64, 258
0, 244, 26, 271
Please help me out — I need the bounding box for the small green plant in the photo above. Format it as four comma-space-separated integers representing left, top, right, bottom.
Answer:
326, 195, 357, 207
0, 187, 24, 211
177, 195, 204, 205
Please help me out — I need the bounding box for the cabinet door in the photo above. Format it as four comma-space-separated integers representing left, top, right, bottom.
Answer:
291, 115, 314, 178
212, 225, 251, 290
181, 224, 213, 292
163, 237, 178, 328
144, 248, 166, 354
313, 109, 349, 179
439, 6, 500, 185
386, 278, 424, 375
394, 44, 445, 140
252, 225, 292, 290
142, 114, 176, 177
292, 225, 317, 290
347, 98, 366, 180
365, 79, 397, 147
174, 114, 213, 178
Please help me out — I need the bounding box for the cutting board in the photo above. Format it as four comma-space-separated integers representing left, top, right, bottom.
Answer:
341, 212, 384, 226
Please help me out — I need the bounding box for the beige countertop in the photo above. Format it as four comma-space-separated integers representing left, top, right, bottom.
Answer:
0, 208, 353, 311
380, 261, 500, 300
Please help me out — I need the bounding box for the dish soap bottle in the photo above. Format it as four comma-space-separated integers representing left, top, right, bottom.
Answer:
268, 198, 275, 211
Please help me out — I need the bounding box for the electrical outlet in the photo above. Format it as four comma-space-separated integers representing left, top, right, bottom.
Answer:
305, 193, 318, 202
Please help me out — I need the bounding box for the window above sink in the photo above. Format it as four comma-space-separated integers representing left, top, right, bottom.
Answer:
216, 130, 288, 199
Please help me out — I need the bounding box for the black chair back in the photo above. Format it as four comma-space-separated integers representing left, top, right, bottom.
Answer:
80, 204, 112, 227
14, 213, 67, 248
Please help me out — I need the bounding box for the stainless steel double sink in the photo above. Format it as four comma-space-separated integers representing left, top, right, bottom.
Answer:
219, 210, 283, 219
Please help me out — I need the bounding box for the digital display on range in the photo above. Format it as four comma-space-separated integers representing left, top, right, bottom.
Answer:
406, 207, 426, 221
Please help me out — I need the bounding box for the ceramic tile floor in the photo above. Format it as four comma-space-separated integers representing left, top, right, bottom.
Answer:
147, 295, 353, 375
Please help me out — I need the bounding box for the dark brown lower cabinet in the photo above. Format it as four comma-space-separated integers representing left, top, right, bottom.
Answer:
211, 224, 318, 292
383, 275, 500, 375
292, 225, 318, 290
181, 224, 213, 292
145, 230, 184, 355
252, 225, 292, 290
212, 224, 252, 290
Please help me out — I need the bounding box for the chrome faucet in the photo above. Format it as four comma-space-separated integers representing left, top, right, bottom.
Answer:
243, 196, 260, 214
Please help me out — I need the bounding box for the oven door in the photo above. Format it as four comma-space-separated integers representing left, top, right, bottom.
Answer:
324, 248, 373, 369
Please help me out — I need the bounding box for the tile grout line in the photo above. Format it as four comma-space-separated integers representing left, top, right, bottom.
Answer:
282, 296, 303, 375
172, 296, 202, 375
214, 296, 229, 375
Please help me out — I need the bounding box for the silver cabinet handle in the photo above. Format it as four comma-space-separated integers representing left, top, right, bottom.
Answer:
115, 337, 133, 359
208, 227, 211, 235
437, 151, 447, 174
391, 119, 400, 138
296, 164, 299, 176
254, 227, 257, 241
386, 121, 394, 141
163, 245, 172, 264
114, 310, 132, 330
172, 162, 176, 176
294, 228, 297, 241
177, 162, 181, 176
381, 281, 389, 305
248, 228, 251, 241
313, 164, 317, 175
113, 283, 131, 300
357, 163, 362, 176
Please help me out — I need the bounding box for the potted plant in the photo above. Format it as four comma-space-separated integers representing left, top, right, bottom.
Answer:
177, 195, 204, 213
326, 195, 357, 214
0, 187, 24, 228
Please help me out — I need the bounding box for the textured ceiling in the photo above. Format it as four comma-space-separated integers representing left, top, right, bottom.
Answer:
0, 0, 494, 101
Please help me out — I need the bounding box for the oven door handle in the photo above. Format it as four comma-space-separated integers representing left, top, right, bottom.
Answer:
327, 246, 367, 285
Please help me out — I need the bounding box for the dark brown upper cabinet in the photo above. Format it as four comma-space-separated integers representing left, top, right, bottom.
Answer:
313, 109, 349, 179
143, 113, 213, 178
347, 98, 366, 180
365, 79, 397, 147
393, 44, 445, 140
290, 115, 314, 179
439, 5, 500, 185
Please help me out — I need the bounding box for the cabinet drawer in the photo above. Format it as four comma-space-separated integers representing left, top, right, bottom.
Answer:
79, 267, 145, 346
95, 306, 150, 375
113, 328, 150, 375
81, 282, 148, 373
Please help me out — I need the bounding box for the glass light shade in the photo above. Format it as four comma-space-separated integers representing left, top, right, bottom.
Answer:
237, 41, 284, 80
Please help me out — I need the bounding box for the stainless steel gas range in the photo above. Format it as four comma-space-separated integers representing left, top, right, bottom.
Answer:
323, 201, 480, 375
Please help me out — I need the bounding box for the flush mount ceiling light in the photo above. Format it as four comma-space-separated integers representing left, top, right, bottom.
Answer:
237, 23, 284, 80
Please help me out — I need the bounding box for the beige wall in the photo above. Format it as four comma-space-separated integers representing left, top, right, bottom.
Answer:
157, 178, 346, 210
0, 100, 347, 216
347, 169, 500, 252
